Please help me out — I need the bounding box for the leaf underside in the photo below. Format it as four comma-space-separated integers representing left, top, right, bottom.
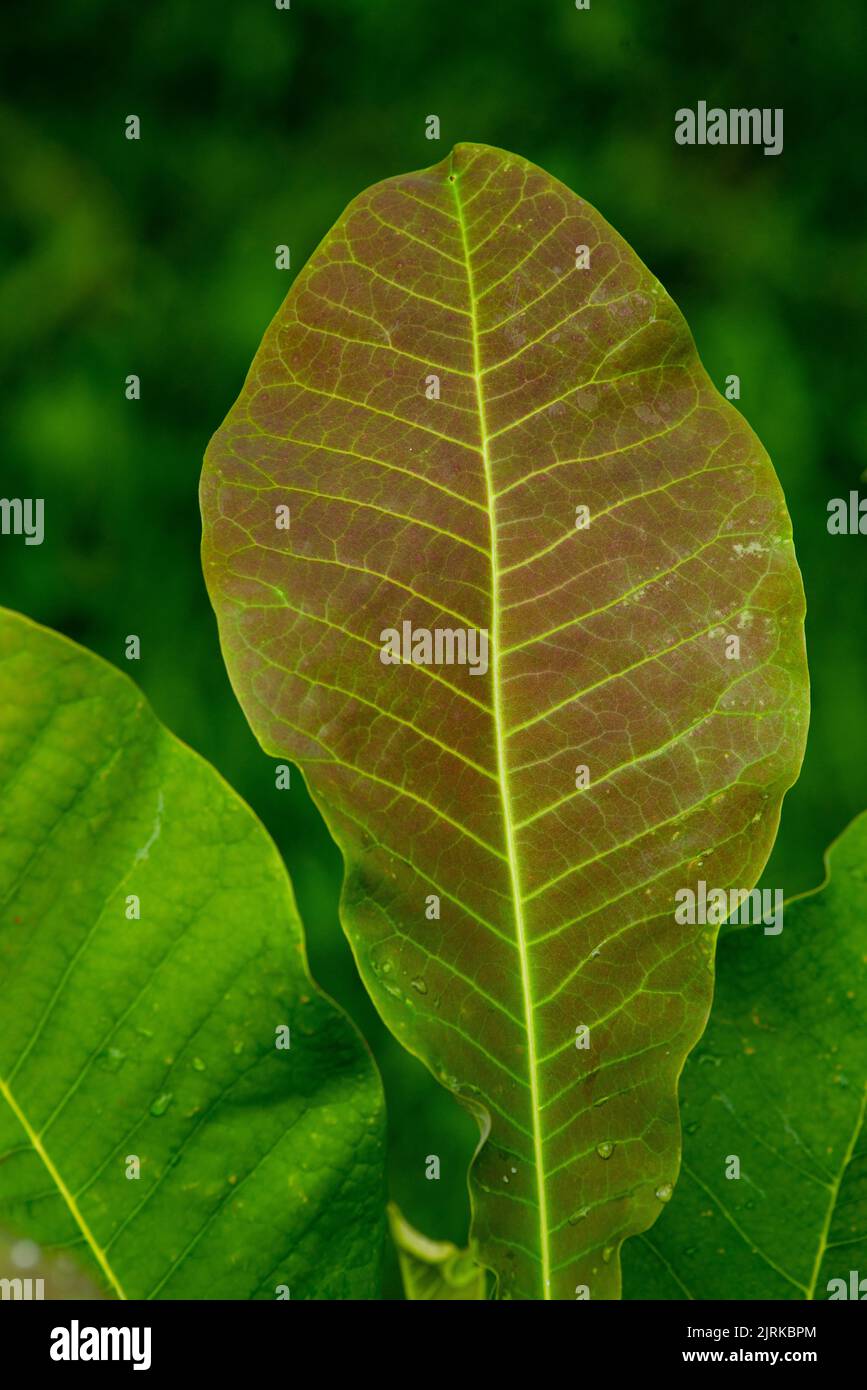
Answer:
624, 813, 867, 1301
0, 609, 385, 1299
201, 142, 808, 1298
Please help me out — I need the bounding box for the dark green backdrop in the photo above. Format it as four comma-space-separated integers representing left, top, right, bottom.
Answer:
2, 0, 865, 1295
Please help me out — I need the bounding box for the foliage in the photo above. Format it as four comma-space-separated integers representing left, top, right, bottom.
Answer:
0, 609, 385, 1299
201, 143, 807, 1297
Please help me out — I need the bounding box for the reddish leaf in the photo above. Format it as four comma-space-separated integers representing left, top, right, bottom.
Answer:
201, 143, 808, 1299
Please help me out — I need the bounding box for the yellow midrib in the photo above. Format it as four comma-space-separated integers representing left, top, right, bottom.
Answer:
449, 164, 552, 1298
0, 1074, 126, 1299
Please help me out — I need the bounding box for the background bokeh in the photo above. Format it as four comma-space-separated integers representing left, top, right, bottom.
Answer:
2, 0, 865, 1296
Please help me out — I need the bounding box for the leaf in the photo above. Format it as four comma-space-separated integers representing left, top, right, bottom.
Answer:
388, 1203, 487, 1300
0, 607, 385, 1299
623, 813, 867, 1301
200, 141, 809, 1298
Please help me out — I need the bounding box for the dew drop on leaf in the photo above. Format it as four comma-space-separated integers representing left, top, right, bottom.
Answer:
98, 1047, 126, 1073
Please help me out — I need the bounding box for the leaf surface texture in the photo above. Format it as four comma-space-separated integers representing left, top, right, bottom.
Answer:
0, 609, 385, 1299
624, 814, 867, 1300
201, 143, 808, 1297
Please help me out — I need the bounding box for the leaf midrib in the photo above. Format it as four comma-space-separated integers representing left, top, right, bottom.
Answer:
449, 157, 552, 1298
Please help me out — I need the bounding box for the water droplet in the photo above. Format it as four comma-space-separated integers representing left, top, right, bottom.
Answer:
596, 1142, 614, 1159
655, 1183, 673, 1202
192, 1057, 206, 1072
568, 1208, 589, 1225
233, 1040, 243, 1055
410, 977, 427, 995
684, 1120, 700, 1135
602, 1246, 614, 1263
98, 1046, 126, 1073
150, 1093, 173, 1117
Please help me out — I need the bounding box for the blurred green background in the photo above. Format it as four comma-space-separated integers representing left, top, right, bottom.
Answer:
2, 0, 865, 1296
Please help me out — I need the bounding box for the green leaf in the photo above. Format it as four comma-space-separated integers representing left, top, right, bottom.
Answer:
623, 813, 867, 1301
0, 607, 385, 1299
388, 1203, 487, 1300
201, 141, 808, 1298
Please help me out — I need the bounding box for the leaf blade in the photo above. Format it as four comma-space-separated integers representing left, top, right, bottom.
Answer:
202, 142, 809, 1298
0, 608, 385, 1299
623, 813, 867, 1301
